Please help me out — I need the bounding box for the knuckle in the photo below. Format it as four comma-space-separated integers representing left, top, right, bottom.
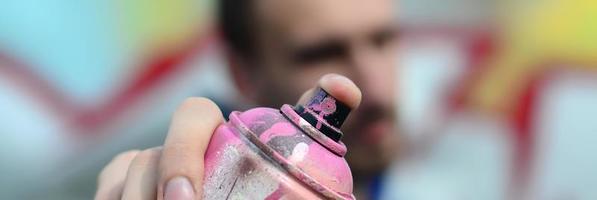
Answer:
129, 148, 161, 169
113, 150, 141, 162
179, 97, 221, 115
181, 97, 213, 108
98, 150, 139, 182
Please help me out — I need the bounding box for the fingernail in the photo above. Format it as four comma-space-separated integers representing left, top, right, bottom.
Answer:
323, 73, 350, 83
164, 176, 195, 200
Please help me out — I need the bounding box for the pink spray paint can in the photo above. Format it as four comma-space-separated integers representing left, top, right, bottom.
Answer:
203, 88, 355, 199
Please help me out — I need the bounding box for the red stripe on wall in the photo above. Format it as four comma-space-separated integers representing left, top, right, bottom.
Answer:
0, 28, 216, 134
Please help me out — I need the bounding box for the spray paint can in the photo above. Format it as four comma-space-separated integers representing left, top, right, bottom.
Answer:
203, 87, 355, 199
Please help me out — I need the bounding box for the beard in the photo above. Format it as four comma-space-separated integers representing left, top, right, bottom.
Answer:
342, 102, 400, 178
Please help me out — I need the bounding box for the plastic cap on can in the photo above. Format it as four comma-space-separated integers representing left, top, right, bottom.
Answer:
294, 88, 351, 142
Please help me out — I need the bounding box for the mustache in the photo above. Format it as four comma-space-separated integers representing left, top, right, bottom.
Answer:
349, 102, 396, 131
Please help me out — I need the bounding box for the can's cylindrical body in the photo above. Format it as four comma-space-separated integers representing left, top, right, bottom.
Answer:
202, 103, 354, 199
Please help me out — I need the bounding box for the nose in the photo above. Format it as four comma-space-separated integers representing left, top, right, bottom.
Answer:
347, 45, 397, 107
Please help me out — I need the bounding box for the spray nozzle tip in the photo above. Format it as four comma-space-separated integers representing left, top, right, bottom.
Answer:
295, 88, 352, 141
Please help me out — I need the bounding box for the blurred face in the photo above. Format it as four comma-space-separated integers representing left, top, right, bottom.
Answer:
238, 0, 399, 177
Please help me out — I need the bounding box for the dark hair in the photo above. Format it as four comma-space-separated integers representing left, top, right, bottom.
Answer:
218, 0, 256, 57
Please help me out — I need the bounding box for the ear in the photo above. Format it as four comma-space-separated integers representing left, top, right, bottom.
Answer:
225, 48, 260, 103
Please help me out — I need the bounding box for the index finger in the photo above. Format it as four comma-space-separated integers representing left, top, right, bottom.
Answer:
298, 73, 362, 110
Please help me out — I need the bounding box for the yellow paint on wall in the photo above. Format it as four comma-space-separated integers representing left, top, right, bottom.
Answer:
469, 0, 597, 114
114, 0, 213, 59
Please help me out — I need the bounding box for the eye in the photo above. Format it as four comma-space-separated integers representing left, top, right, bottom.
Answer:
291, 40, 347, 65
371, 28, 398, 49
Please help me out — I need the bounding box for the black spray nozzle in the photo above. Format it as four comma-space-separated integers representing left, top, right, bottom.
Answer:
294, 88, 351, 142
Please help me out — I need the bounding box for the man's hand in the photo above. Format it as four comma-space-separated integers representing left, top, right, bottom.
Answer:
96, 97, 223, 200
95, 74, 361, 200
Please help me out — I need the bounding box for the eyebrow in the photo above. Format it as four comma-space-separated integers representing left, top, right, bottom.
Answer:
290, 38, 347, 64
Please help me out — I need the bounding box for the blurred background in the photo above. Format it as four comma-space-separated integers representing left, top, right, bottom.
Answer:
1, 0, 596, 199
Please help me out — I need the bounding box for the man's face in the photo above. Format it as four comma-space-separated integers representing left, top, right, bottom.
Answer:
246, 0, 399, 177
